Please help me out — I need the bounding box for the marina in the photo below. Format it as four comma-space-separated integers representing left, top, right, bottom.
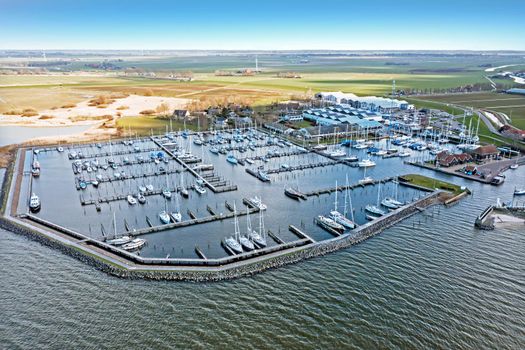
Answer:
0, 126, 474, 278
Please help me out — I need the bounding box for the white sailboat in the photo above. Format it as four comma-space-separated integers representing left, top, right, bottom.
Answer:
358, 158, 376, 168
365, 182, 386, 216
329, 180, 356, 229
225, 203, 244, 254
172, 192, 182, 223
106, 212, 132, 245
249, 209, 267, 247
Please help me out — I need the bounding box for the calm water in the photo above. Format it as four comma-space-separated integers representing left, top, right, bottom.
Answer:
0, 125, 92, 147
1, 149, 525, 348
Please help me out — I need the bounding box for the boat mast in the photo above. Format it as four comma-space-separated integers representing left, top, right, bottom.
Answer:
334, 180, 338, 212
347, 174, 355, 222
113, 211, 117, 238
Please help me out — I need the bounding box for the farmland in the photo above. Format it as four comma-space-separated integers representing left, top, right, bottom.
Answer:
412, 92, 525, 129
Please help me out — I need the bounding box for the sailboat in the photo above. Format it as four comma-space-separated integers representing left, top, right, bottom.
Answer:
226, 153, 238, 165
172, 192, 182, 222
242, 205, 257, 250
249, 209, 267, 247
225, 203, 244, 254
381, 180, 404, 209
316, 215, 345, 233
106, 212, 132, 245
329, 181, 357, 229
162, 173, 172, 199
358, 166, 374, 185
365, 182, 386, 216
122, 238, 146, 251
159, 198, 171, 224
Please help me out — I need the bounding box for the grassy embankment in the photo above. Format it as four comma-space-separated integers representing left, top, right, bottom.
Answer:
400, 174, 464, 195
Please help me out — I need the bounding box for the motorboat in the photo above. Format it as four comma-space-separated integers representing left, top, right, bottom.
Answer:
29, 193, 40, 212
91, 180, 99, 187
326, 149, 346, 158
249, 196, 267, 210
284, 187, 304, 200
514, 188, 525, 196
57, 146, 64, 152
194, 184, 206, 194
246, 158, 255, 165
510, 164, 519, 170
159, 210, 171, 224
127, 195, 137, 205
366, 214, 380, 221
358, 158, 376, 168
139, 185, 147, 193
171, 211, 182, 223
344, 155, 359, 162
31, 167, 40, 177
209, 147, 219, 154
122, 238, 146, 251
162, 189, 172, 199
354, 143, 368, 149
146, 184, 154, 192
226, 154, 238, 165
358, 177, 374, 186
257, 170, 271, 182
398, 151, 411, 157
138, 193, 146, 204
316, 215, 345, 233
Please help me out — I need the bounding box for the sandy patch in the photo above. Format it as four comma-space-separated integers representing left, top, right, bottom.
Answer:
0, 94, 191, 127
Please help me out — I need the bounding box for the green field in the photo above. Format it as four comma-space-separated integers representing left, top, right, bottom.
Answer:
412, 92, 525, 129
117, 116, 201, 136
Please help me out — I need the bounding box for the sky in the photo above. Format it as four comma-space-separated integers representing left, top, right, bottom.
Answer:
1, 0, 524, 51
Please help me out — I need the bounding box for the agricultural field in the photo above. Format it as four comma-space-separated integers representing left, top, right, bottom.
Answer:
413, 92, 525, 129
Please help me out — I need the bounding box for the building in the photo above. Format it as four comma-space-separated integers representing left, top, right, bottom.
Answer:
471, 145, 499, 161
302, 105, 383, 130
173, 109, 190, 119
436, 151, 473, 167
315, 91, 413, 112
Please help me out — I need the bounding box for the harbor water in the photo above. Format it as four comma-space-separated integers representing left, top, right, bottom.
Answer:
1, 141, 524, 348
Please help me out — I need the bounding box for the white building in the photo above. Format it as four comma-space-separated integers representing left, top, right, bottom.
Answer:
315, 91, 413, 112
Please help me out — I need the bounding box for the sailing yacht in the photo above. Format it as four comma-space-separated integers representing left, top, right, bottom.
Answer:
163, 173, 172, 199
249, 209, 267, 247
381, 181, 404, 209
329, 180, 357, 229
159, 198, 171, 225
106, 213, 132, 245
179, 172, 189, 198
172, 193, 182, 222
241, 205, 256, 250
365, 182, 386, 216
225, 203, 244, 254
316, 215, 345, 233
358, 166, 374, 185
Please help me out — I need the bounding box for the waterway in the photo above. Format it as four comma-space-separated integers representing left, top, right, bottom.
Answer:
0, 125, 92, 147
1, 147, 524, 348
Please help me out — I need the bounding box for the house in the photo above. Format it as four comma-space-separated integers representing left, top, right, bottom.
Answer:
471, 145, 499, 161
436, 151, 473, 167
173, 109, 190, 119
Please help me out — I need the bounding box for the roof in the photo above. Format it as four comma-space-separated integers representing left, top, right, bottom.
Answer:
316, 91, 408, 109
473, 145, 499, 155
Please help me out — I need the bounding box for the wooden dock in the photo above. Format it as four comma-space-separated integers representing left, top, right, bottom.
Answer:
302, 176, 397, 197
288, 225, 316, 243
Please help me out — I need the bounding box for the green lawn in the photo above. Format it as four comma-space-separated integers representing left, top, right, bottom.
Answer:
400, 174, 464, 195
